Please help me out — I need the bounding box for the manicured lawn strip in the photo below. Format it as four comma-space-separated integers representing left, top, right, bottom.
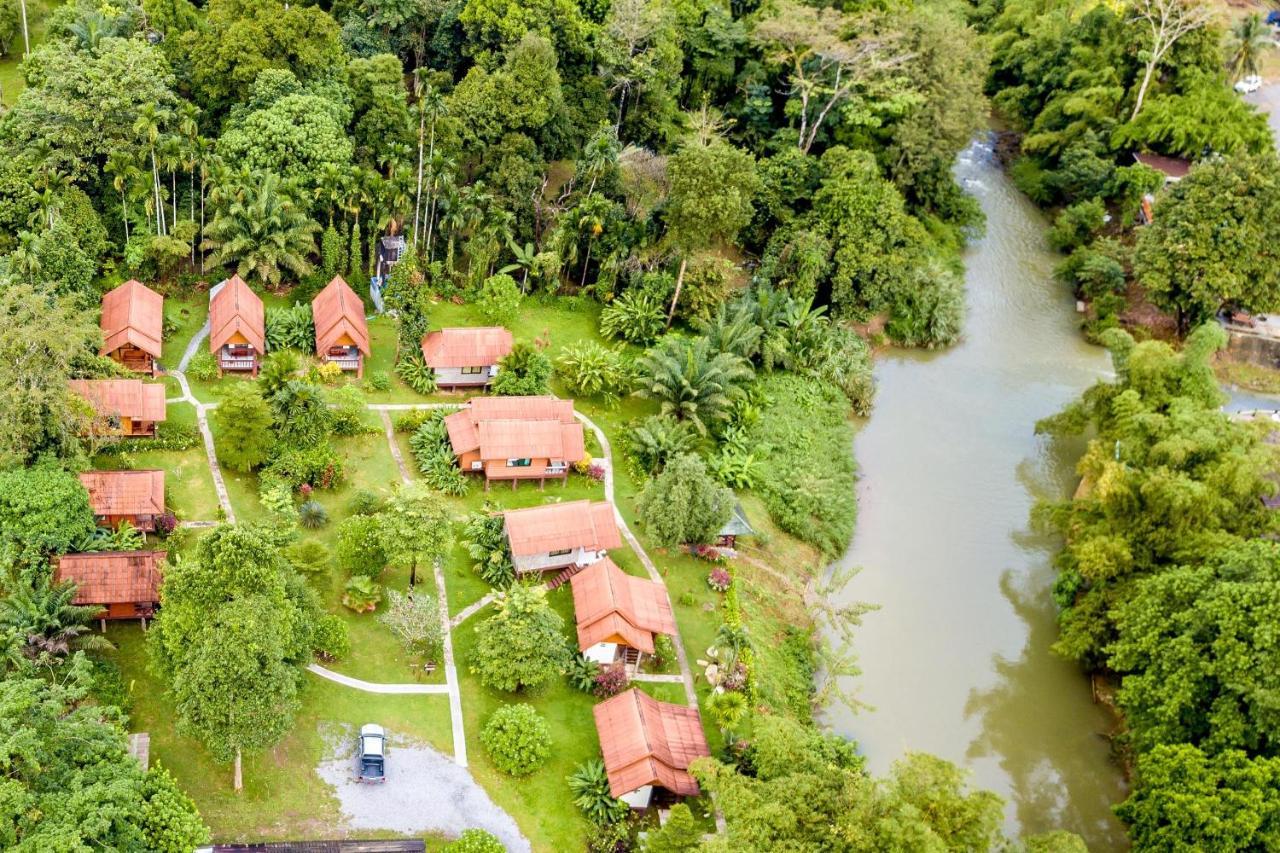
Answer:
92, 443, 219, 522
104, 622, 453, 843
0, 1, 62, 107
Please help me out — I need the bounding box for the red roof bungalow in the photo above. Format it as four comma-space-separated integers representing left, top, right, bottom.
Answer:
53, 550, 165, 626
571, 557, 676, 670
69, 379, 167, 437
444, 396, 585, 489
593, 689, 710, 808
209, 275, 265, 376
78, 470, 165, 532
420, 327, 514, 388
312, 276, 370, 377
100, 280, 163, 376
503, 499, 622, 576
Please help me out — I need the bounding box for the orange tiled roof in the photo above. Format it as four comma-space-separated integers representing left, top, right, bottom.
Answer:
593, 689, 710, 798
477, 419, 583, 461
312, 276, 370, 355
421, 327, 514, 368
503, 500, 622, 557
54, 550, 165, 605
209, 275, 265, 353
571, 557, 676, 654
78, 470, 164, 517
69, 380, 167, 422
444, 396, 581, 459
100, 280, 163, 359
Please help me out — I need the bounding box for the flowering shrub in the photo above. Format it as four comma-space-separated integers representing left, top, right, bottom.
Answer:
707, 568, 732, 593
692, 543, 727, 563
155, 512, 178, 536
586, 463, 607, 482
593, 665, 630, 698
573, 456, 594, 475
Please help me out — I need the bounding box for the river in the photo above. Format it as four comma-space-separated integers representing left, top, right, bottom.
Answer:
825, 137, 1129, 849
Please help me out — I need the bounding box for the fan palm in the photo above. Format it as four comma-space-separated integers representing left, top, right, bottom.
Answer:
637, 336, 753, 435
1227, 14, 1272, 80
0, 579, 113, 658
203, 172, 319, 287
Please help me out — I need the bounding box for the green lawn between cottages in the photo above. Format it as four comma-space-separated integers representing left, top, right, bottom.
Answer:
106, 292, 827, 848
0, 0, 63, 107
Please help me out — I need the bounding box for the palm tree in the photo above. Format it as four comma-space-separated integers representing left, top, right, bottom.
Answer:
578, 124, 620, 196
105, 152, 140, 243
424, 154, 456, 261
0, 578, 113, 658
575, 194, 610, 288
413, 82, 448, 246
637, 336, 753, 435
202, 172, 320, 287
132, 104, 168, 236
9, 230, 42, 282
158, 133, 184, 232
1227, 13, 1272, 81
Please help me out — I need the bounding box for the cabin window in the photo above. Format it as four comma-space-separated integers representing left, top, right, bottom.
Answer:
328, 346, 351, 357
461, 366, 484, 375
506, 458, 532, 467
548, 548, 573, 557
471, 461, 483, 471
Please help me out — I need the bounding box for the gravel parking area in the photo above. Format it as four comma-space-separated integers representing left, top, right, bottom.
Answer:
315, 729, 529, 851
1245, 82, 1280, 154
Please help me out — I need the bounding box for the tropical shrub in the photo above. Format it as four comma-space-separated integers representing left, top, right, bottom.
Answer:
312, 613, 350, 661
492, 342, 552, 396
270, 380, 333, 447
481, 703, 551, 776
313, 360, 344, 384
266, 443, 345, 489
410, 416, 469, 495
285, 539, 330, 575
445, 829, 505, 853
568, 759, 629, 825
464, 510, 515, 587
348, 489, 384, 516
395, 353, 438, 395
707, 568, 732, 593
367, 370, 392, 392
477, 273, 523, 325
652, 634, 676, 670
341, 575, 382, 612
593, 665, 629, 698
298, 500, 328, 529
600, 289, 665, 345
1048, 199, 1107, 253
567, 654, 601, 692
213, 383, 274, 472
556, 340, 634, 404
336, 515, 388, 577
327, 385, 369, 436
185, 350, 219, 382
265, 302, 316, 352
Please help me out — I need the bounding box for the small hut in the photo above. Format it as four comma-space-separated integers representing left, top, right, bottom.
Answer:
571, 557, 676, 671
1133, 152, 1192, 185
78, 469, 165, 532
503, 500, 622, 576
53, 550, 165, 627
312, 276, 370, 377
593, 688, 710, 809
100, 280, 163, 375
715, 502, 755, 550
69, 379, 167, 437
421, 327, 514, 388
208, 275, 265, 376
444, 396, 585, 489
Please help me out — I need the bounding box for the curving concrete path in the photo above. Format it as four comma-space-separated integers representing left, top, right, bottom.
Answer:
306, 663, 450, 694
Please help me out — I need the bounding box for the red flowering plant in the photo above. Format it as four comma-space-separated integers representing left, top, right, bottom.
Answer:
707, 568, 732, 593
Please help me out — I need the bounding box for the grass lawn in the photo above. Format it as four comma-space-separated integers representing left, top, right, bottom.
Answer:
104, 622, 453, 843
0, 1, 62, 107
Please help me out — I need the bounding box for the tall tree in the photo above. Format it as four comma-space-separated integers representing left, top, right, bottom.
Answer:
663, 138, 758, 322
202, 172, 319, 287
149, 525, 326, 791
1128, 0, 1213, 120
377, 482, 452, 587
637, 336, 752, 435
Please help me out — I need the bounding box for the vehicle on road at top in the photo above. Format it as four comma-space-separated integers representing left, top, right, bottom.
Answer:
357, 724, 386, 783
1236, 74, 1263, 94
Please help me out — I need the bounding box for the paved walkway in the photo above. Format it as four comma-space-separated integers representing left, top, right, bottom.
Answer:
306, 663, 451, 694
168, 317, 235, 523
450, 593, 496, 628
575, 412, 699, 709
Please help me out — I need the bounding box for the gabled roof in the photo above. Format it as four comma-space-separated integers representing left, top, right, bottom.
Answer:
78, 470, 165, 517
719, 502, 754, 538
477, 420, 584, 462
209, 275, 265, 353
69, 380, 167, 422
444, 396, 580, 457
503, 500, 622, 557
54, 550, 166, 605
1133, 152, 1192, 180
421, 327, 514, 369
571, 558, 676, 654
593, 689, 710, 798
312, 276, 370, 355
100, 280, 163, 359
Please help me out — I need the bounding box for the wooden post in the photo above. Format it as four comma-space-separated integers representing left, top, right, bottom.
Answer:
234, 749, 243, 792
100, 618, 106, 633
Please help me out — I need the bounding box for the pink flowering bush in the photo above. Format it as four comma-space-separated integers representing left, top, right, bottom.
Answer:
707, 568, 732, 593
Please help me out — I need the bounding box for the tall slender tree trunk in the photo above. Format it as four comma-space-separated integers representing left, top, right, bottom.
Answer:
150, 151, 165, 236
171, 171, 178, 231
413, 110, 425, 247
1131, 59, 1158, 121
579, 238, 593, 288
18, 0, 29, 57
234, 749, 243, 792
666, 255, 687, 326
120, 192, 129, 242
200, 173, 206, 274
